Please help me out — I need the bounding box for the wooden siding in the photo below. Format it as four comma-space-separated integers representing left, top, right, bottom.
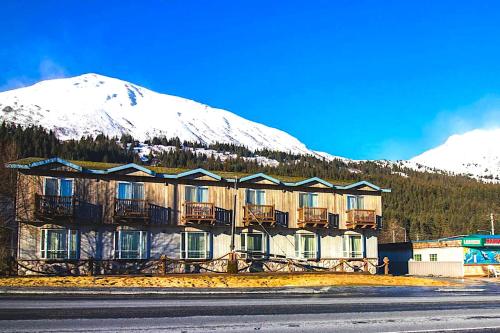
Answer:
15, 171, 383, 230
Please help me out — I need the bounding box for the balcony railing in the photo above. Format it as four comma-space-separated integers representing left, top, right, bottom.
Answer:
182, 202, 215, 224
297, 207, 328, 227
35, 195, 75, 217
114, 199, 150, 221
35, 194, 102, 223
346, 209, 376, 229
243, 204, 276, 226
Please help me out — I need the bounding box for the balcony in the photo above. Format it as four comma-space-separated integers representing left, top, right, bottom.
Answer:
35, 194, 102, 223
297, 207, 328, 228
243, 204, 276, 226
182, 202, 215, 224
114, 199, 150, 222
346, 209, 376, 229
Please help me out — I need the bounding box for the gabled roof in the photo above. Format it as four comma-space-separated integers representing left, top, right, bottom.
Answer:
176, 168, 222, 181
5, 157, 391, 193
107, 163, 156, 176
8, 157, 84, 172
238, 173, 281, 185
336, 180, 391, 192
286, 177, 333, 188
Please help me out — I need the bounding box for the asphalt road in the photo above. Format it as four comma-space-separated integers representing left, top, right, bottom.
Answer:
1, 285, 499, 332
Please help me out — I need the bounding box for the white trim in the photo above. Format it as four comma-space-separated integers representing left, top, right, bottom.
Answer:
342, 233, 364, 258
115, 230, 148, 259
40, 228, 79, 259
240, 232, 267, 259
180, 231, 210, 259
295, 232, 318, 260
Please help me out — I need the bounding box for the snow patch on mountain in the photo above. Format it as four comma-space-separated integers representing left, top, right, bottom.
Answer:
410, 128, 500, 182
0, 73, 344, 159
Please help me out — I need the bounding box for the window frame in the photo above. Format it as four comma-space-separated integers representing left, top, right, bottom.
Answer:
245, 188, 266, 205
429, 253, 438, 262
298, 192, 319, 208
114, 230, 149, 259
295, 232, 318, 260
342, 234, 364, 258
116, 181, 145, 200
240, 232, 267, 259
184, 185, 209, 203
413, 254, 422, 261
346, 195, 365, 210
180, 231, 211, 260
40, 229, 79, 260
43, 177, 75, 197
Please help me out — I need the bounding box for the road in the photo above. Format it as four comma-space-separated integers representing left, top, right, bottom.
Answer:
0, 285, 500, 332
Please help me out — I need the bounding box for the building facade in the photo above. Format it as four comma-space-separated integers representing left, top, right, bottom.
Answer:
381, 235, 500, 277
8, 157, 390, 275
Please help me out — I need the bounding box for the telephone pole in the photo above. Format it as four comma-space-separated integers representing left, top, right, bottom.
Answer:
491, 213, 495, 235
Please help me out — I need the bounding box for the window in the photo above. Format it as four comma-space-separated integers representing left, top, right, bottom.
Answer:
181, 232, 211, 259
413, 254, 422, 261
343, 234, 363, 258
44, 178, 73, 197
429, 254, 438, 262
298, 193, 319, 208
117, 182, 144, 200
185, 186, 209, 203
246, 189, 266, 205
241, 233, 266, 258
347, 195, 364, 210
295, 233, 317, 259
115, 230, 148, 259
40, 229, 78, 259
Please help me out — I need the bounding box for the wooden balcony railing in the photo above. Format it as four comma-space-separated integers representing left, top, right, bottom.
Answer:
346, 209, 376, 229
35, 194, 102, 223
114, 199, 150, 220
35, 194, 75, 218
297, 207, 328, 227
243, 204, 276, 226
182, 202, 215, 224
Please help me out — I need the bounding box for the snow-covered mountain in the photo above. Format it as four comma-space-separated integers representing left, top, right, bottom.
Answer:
410, 128, 500, 181
0, 73, 327, 156
2, 73, 500, 182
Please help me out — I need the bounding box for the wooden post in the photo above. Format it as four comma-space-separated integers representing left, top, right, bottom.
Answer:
363, 259, 369, 273
383, 257, 390, 275
159, 255, 167, 276
227, 252, 238, 274
88, 257, 94, 276
340, 259, 345, 272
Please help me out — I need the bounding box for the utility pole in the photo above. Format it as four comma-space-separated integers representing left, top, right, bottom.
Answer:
491, 213, 495, 235
392, 229, 395, 243
227, 178, 238, 274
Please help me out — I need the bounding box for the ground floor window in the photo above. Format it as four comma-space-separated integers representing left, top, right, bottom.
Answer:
40, 229, 78, 259
181, 232, 211, 259
295, 233, 317, 259
343, 234, 363, 258
115, 230, 148, 259
413, 254, 422, 261
429, 253, 438, 262
241, 233, 266, 258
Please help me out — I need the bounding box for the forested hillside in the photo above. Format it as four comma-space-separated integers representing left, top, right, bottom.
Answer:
1, 123, 498, 245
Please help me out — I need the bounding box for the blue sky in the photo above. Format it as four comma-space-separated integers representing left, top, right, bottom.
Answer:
1, 1, 500, 160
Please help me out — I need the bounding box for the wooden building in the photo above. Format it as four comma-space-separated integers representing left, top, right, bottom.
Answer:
7, 157, 390, 275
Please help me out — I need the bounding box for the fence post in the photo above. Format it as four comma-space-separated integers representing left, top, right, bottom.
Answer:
363, 259, 369, 273
88, 257, 94, 276
383, 257, 390, 275
159, 255, 167, 276
227, 252, 238, 274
